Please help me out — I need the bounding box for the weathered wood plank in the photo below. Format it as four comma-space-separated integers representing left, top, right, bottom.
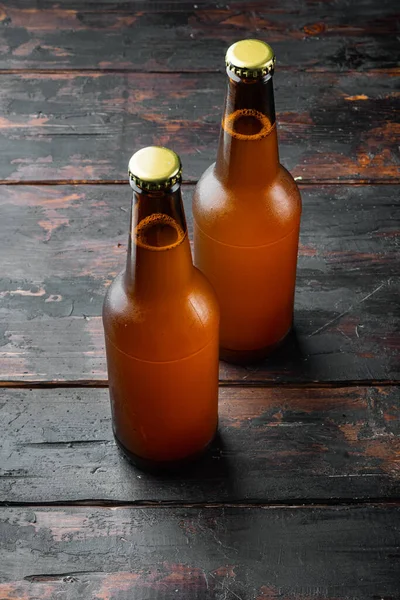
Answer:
0, 0, 397, 72
0, 504, 399, 598
0, 71, 398, 183
1, 386, 399, 503
0, 184, 398, 383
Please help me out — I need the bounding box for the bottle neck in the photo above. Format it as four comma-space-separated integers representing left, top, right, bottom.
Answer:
215, 72, 280, 186
125, 184, 193, 300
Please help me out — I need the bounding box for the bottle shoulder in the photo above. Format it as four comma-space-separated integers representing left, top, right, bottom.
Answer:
193, 164, 302, 246
103, 270, 218, 319
102, 270, 219, 361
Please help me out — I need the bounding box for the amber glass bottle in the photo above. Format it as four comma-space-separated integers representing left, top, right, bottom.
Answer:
193, 39, 302, 364
103, 147, 219, 470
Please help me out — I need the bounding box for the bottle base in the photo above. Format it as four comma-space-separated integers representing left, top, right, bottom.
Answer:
220, 327, 292, 365
114, 428, 218, 473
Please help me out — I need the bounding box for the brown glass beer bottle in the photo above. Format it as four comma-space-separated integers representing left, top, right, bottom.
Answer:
103, 147, 219, 469
193, 40, 302, 364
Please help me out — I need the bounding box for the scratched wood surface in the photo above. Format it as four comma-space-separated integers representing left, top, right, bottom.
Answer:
0, 184, 398, 383
0, 70, 398, 183
1, 0, 399, 597
1, 505, 400, 599
1, 386, 399, 503
0, 0, 398, 72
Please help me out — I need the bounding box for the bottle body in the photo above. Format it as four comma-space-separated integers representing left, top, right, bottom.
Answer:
103, 270, 219, 465
193, 69, 301, 364
103, 167, 219, 467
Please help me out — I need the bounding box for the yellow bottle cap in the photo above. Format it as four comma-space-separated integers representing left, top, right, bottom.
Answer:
226, 39, 276, 79
128, 146, 182, 191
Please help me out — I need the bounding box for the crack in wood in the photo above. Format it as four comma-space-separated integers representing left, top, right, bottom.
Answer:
24, 571, 98, 582
21, 440, 112, 447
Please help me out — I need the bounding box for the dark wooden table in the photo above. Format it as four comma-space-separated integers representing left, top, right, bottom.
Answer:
0, 1, 399, 598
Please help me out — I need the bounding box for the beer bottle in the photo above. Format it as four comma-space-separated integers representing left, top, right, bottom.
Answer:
193, 40, 302, 364
103, 147, 219, 470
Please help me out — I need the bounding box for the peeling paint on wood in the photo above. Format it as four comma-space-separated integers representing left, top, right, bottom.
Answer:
0, 504, 399, 598
1, 386, 399, 503
0, 0, 398, 71
0, 184, 398, 383
0, 71, 398, 182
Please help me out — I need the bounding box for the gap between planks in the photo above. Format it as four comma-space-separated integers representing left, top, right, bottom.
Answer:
0, 67, 397, 76
0, 379, 399, 389
0, 179, 399, 186
1, 498, 400, 509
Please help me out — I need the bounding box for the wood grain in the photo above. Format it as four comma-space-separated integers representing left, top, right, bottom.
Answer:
0, 0, 397, 72
0, 504, 400, 598
0, 71, 398, 183
1, 386, 399, 503
0, 184, 398, 384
